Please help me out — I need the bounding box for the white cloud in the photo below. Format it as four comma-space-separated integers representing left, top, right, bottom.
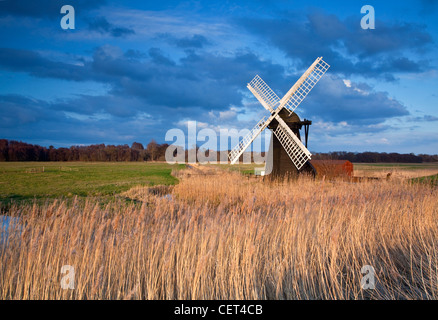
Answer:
343, 79, 351, 87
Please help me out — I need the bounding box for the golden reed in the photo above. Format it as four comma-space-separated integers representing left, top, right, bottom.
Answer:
1, 167, 437, 299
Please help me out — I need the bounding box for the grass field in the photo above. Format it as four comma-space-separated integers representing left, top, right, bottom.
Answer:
1, 162, 436, 205
216, 162, 438, 182
0, 162, 185, 206
1, 161, 438, 299
354, 162, 438, 180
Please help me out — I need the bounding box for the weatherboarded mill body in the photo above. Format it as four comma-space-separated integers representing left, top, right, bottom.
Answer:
265, 109, 315, 177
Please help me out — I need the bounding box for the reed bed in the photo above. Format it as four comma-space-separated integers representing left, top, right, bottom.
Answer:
1, 168, 438, 299
354, 167, 438, 180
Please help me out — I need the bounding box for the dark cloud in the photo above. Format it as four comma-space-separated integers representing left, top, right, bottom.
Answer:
87, 17, 135, 38
239, 11, 433, 81
293, 75, 409, 128
90, 45, 152, 82
148, 48, 176, 66
409, 115, 438, 122
0, 44, 284, 143
176, 34, 210, 48
157, 33, 211, 48
0, 0, 105, 18
51, 94, 143, 118
123, 49, 147, 59
0, 43, 413, 145
0, 48, 91, 81
343, 18, 433, 57
0, 94, 52, 128
420, 0, 438, 15
0, 93, 165, 146
385, 57, 424, 73
0, 45, 285, 111
0, 42, 285, 145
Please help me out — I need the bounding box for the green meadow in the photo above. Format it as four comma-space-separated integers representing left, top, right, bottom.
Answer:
353, 162, 438, 171
0, 162, 185, 205
1, 161, 437, 207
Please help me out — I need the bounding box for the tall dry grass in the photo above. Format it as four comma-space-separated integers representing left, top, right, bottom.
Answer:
1, 167, 438, 299
354, 167, 438, 180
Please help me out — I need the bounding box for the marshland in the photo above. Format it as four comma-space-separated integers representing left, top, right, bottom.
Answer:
1, 162, 438, 299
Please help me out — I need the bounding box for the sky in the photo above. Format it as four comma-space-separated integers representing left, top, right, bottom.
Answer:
0, 0, 437, 154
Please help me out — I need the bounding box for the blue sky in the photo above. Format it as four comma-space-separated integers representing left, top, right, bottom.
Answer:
0, 0, 437, 154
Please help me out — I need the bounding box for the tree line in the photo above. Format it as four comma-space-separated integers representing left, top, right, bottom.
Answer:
312, 151, 438, 163
0, 139, 168, 162
0, 139, 437, 163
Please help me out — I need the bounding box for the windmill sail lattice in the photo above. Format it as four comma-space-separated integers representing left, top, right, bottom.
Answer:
228, 57, 330, 170
280, 58, 330, 115
273, 117, 312, 170
247, 75, 280, 113
228, 116, 270, 164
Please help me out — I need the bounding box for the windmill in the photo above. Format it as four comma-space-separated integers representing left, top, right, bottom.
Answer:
228, 57, 330, 177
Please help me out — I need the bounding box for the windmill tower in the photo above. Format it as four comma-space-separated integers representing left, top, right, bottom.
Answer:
228, 57, 330, 177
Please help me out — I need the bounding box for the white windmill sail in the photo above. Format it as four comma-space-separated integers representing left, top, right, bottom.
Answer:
279, 57, 330, 115
273, 116, 312, 170
228, 116, 271, 164
247, 75, 280, 113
